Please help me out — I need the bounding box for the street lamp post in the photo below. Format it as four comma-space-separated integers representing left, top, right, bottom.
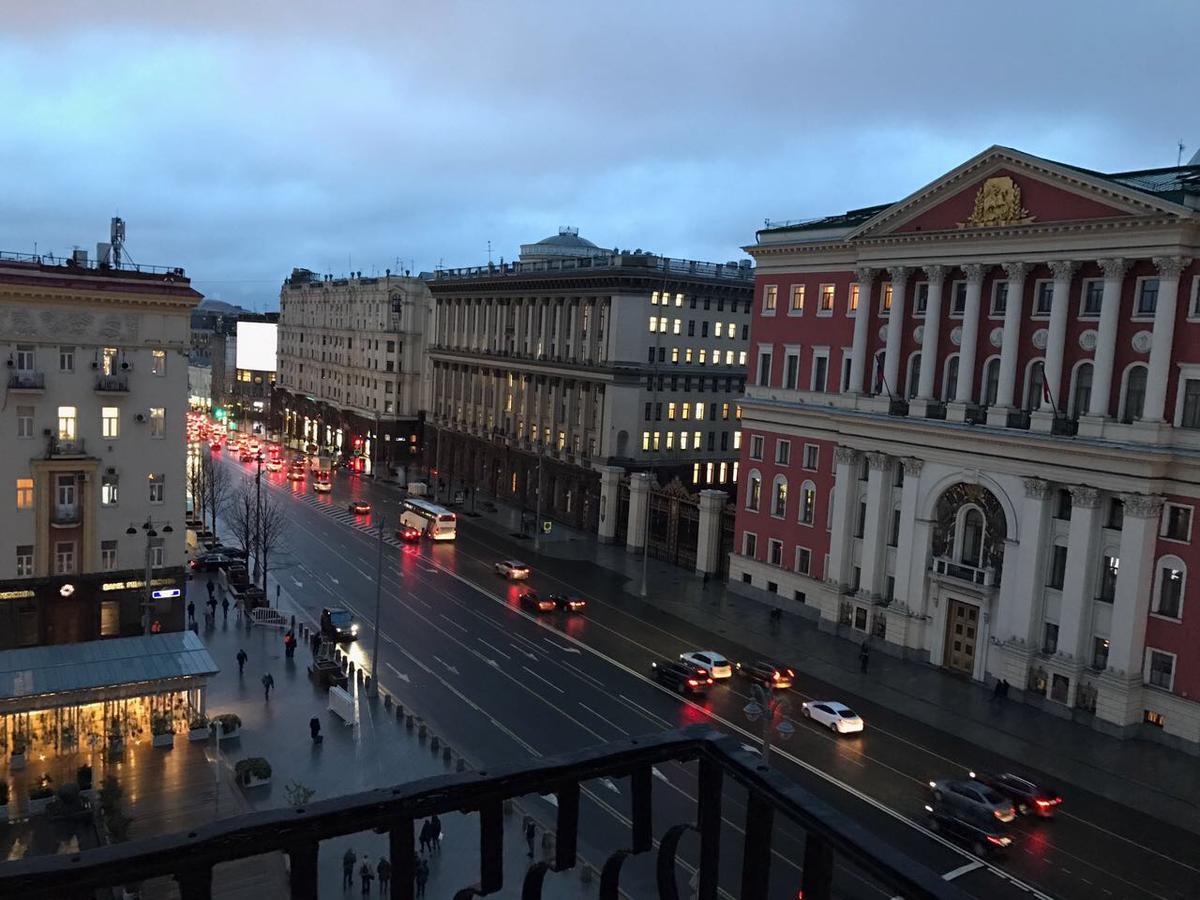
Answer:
127, 518, 174, 635
368, 514, 385, 698
373, 412, 381, 480
533, 439, 545, 552
743, 683, 793, 768
253, 452, 264, 584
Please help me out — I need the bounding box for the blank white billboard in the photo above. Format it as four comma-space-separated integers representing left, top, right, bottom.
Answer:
236, 322, 278, 372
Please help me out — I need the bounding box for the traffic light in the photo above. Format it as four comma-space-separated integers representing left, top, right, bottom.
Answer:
213, 408, 226, 420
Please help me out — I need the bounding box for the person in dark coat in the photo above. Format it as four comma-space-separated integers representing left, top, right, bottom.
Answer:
418, 818, 432, 853
342, 847, 356, 889
414, 858, 429, 897
429, 814, 442, 853
236, 648, 248, 675
525, 818, 537, 857
309, 716, 322, 743
376, 857, 391, 894
221, 596, 230, 621
859, 640, 870, 674
262, 672, 275, 701
187, 600, 196, 625
359, 858, 373, 896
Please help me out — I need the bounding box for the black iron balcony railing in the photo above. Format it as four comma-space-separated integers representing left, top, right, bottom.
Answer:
0, 726, 968, 900
7, 370, 44, 390
96, 373, 130, 392
45, 436, 87, 458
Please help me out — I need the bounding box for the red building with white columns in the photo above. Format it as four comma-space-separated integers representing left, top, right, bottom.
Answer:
731, 146, 1200, 748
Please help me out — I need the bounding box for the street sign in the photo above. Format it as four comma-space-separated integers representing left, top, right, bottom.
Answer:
542, 520, 552, 534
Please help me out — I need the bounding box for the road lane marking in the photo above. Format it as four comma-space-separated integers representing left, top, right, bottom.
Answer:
385, 663, 410, 683
522, 665, 565, 694
616, 694, 673, 730
432, 655, 460, 675
439, 614, 467, 633
477, 638, 510, 660
543, 637, 581, 654
578, 703, 628, 735
943, 861, 983, 880
558, 659, 605, 689
509, 643, 538, 661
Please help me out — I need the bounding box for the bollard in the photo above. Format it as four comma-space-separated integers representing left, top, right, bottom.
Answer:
363, 674, 371, 691
405, 714, 414, 730
396, 703, 404, 718
383, 693, 392, 709
442, 746, 452, 763
581, 865, 595, 884
502, 798, 514, 816
430, 735, 440, 751
348, 660, 355, 675
418, 722, 427, 739
456, 757, 467, 772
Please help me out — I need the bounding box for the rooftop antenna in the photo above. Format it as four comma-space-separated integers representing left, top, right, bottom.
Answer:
1178, 140, 1186, 167
110, 217, 126, 269
488, 240, 492, 265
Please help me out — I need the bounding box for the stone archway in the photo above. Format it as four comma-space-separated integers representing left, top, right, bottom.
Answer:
931, 482, 1009, 575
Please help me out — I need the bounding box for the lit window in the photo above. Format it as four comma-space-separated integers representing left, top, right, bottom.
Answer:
799, 483, 817, 525
659, 317, 668, 334
706, 462, 715, 484
725, 351, 734, 365
685, 348, 693, 363
763, 285, 778, 312
150, 407, 165, 438
102, 406, 120, 439
850, 284, 860, 312
699, 349, 707, 364
148, 473, 165, 504
693, 430, 701, 448
648, 316, 657, 333
727, 321, 735, 338
719, 461, 727, 482
666, 432, 675, 450
738, 351, 747, 366
715, 322, 723, 337
673, 319, 681, 335
16, 478, 33, 510
102, 473, 119, 506
675, 293, 684, 307
820, 284, 836, 312
694, 402, 704, 420
668, 402, 676, 420
152, 349, 166, 376
881, 283, 893, 312
651, 292, 660, 306
790, 285, 805, 313
681, 431, 690, 450
671, 348, 680, 363
733, 430, 741, 449
58, 406, 77, 440
693, 463, 701, 483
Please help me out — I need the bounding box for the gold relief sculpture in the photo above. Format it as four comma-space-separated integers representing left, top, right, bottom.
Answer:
958, 176, 1036, 228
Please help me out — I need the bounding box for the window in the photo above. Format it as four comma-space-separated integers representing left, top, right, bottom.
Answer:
819, 284, 835, 313
906, 353, 921, 399
757, 350, 772, 386
990, 281, 1008, 317
58, 405, 77, 440
849, 284, 860, 313
1146, 650, 1175, 691
16, 545, 33, 577
1055, 488, 1073, 520
102, 406, 120, 439
738, 350, 747, 366
776, 440, 791, 465
1163, 504, 1192, 542
763, 285, 778, 314
743, 532, 758, 558
766, 538, 784, 567
1153, 560, 1184, 619
770, 475, 788, 517
673, 319, 681, 335
1024, 361, 1045, 411
666, 431, 675, 450
1047, 544, 1068, 589
746, 471, 762, 511
659, 317, 667, 334
15, 345, 35, 371
951, 281, 967, 316
783, 351, 800, 390
889, 508, 901, 547
811, 352, 829, 392
149, 407, 165, 438
667, 402, 676, 421
16, 405, 33, 439
102, 472, 119, 506
1136, 278, 1159, 317
1098, 555, 1119, 602
981, 357, 1000, 407
1120, 366, 1147, 423
16, 477, 33, 510
1108, 498, 1124, 531
1092, 637, 1110, 670
789, 285, 805, 314
1182, 378, 1200, 429
880, 283, 892, 314
152, 349, 166, 375
914, 282, 929, 316
648, 316, 658, 334
799, 482, 816, 525
1034, 280, 1054, 316
1081, 279, 1104, 317
942, 355, 959, 401
150, 537, 165, 568
1070, 363, 1093, 419
1043, 622, 1059, 654
802, 444, 818, 470
959, 508, 984, 565
749, 434, 763, 460
642, 431, 650, 451
795, 547, 811, 575
148, 473, 164, 504
59, 346, 74, 372
101, 540, 118, 571
54, 541, 75, 575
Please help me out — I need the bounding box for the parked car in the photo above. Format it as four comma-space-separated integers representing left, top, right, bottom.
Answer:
519, 591, 556, 613
495, 560, 531, 580
189, 553, 234, 572
925, 801, 1015, 858
928, 778, 1016, 824
969, 771, 1062, 818
320, 607, 359, 642
547, 593, 587, 612
348, 500, 372, 515
801, 700, 865, 734
734, 659, 795, 689
650, 660, 713, 695
678, 651, 732, 679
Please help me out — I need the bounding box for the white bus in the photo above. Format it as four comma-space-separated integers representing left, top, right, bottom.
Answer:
400, 498, 458, 540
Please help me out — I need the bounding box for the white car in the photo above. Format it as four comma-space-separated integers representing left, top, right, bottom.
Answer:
801, 700, 864, 734
679, 650, 732, 680
494, 560, 531, 580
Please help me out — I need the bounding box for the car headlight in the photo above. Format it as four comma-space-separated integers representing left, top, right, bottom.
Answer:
351, 624, 359, 634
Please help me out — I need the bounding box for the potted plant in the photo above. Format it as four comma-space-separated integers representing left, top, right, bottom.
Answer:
234, 757, 272, 788
29, 774, 55, 814
150, 714, 175, 748
187, 713, 210, 742
77, 764, 93, 794
0, 779, 9, 822
9, 735, 26, 771
213, 713, 241, 740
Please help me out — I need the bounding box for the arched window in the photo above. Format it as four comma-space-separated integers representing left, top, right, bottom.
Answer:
958, 506, 985, 566
771, 475, 788, 518
906, 352, 922, 399
942, 354, 960, 401
746, 470, 762, 512
871, 350, 886, 395
1152, 556, 1186, 619
1024, 359, 1045, 411
799, 480, 817, 525
981, 356, 1001, 407
1070, 362, 1093, 419
1120, 364, 1148, 424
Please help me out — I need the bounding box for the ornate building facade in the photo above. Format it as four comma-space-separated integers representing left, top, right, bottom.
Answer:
730, 146, 1200, 748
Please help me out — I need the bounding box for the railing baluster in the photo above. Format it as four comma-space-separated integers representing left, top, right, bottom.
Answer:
630, 766, 652, 853
175, 864, 213, 900
555, 782, 580, 870
287, 839, 319, 900
479, 800, 503, 892
696, 757, 722, 900
390, 817, 415, 900
740, 791, 774, 900
655, 823, 694, 900
599, 849, 630, 900
801, 833, 835, 900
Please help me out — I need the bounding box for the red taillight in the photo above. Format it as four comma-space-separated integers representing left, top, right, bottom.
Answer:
987, 835, 1006, 846
787, 669, 795, 677
707, 678, 714, 684
994, 809, 1010, 821
687, 679, 699, 686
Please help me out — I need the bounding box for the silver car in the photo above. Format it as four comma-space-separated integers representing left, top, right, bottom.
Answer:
928, 778, 1016, 824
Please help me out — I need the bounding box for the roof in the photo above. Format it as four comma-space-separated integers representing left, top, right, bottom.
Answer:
533, 231, 600, 249
0, 631, 219, 709
758, 204, 893, 237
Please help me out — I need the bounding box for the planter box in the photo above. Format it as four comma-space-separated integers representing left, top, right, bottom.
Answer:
152, 733, 175, 748
188, 727, 211, 742
241, 774, 271, 789
28, 795, 52, 815
215, 727, 240, 741
9, 753, 25, 771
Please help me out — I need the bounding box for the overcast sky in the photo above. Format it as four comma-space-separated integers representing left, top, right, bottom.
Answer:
1, 0, 1195, 310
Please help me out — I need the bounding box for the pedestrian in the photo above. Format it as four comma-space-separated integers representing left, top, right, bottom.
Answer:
418, 819, 432, 854
376, 857, 391, 895
262, 672, 274, 701
414, 858, 428, 897
187, 600, 196, 626
991, 679, 1003, 701
309, 716, 322, 744
221, 596, 230, 621
430, 814, 442, 853
524, 817, 537, 858
206, 579, 215, 602
208, 595, 218, 617
859, 640, 870, 674
1001, 678, 1011, 699
311, 632, 321, 656
236, 648, 248, 676
702, 571, 709, 587
342, 847, 356, 889
284, 631, 297, 659
359, 858, 373, 896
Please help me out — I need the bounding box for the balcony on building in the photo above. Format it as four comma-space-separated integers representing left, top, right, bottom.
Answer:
931, 556, 998, 588
95, 373, 130, 393
45, 435, 88, 458
0, 726, 965, 900
7, 370, 44, 392
51, 503, 81, 527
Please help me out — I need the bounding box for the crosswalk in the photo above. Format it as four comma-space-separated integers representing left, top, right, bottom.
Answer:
285, 491, 412, 552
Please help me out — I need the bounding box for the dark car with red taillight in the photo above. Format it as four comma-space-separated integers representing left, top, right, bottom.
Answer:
969, 771, 1062, 819
650, 660, 712, 696
734, 659, 794, 689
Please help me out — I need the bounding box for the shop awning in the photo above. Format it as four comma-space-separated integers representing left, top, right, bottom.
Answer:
0, 631, 219, 713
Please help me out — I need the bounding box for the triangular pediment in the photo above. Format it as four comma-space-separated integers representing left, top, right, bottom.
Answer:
848, 146, 1192, 240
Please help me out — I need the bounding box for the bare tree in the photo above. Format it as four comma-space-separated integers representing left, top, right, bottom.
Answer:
257, 493, 288, 596
225, 482, 256, 562
187, 453, 209, 530
206, 456, 233, 536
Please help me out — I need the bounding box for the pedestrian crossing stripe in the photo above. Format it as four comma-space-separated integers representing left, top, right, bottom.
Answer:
284, 492, 414, 552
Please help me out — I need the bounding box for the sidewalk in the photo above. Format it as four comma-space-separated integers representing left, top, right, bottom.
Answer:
442, 487, 1200, 836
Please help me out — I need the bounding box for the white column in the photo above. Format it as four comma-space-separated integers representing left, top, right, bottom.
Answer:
883, 267, 910, 395
826, 446, 860, 590
953, 264, 987, 404
996, 478, 1053, 645
1142, 257, 1190, 422
995, 262, 1031, 409
891, 458, 923, 610
1106, 494, 1163, 676
596, 465, 624, 544
847, 267, 876, 394
859, 451, 892, 599
626, 472, 652, 552
915, 265, 946, 400
1058, 486, 1103, 662
1087, 258, 1130, 418
695, 489, 728, 575
1042, 260, 1078, 416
